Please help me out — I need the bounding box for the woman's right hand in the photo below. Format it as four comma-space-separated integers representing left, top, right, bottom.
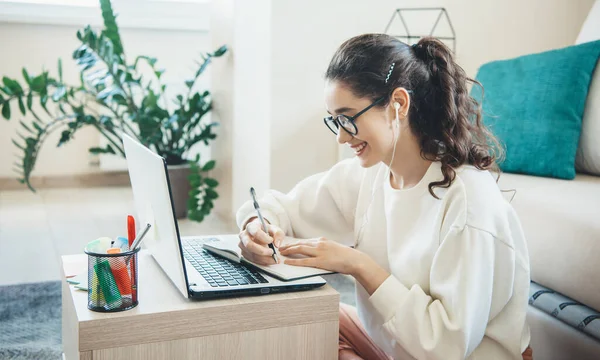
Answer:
238, 218, 285, 265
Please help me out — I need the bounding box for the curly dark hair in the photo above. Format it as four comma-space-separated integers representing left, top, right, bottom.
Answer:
325, 34, 503, 198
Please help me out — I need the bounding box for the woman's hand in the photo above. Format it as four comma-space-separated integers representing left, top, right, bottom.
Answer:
238, 218, 285, 265
279, 237, 366, 275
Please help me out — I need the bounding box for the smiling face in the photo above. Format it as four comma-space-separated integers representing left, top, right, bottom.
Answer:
324, 80, 396, 168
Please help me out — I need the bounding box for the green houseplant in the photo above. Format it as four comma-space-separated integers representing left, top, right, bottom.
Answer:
0, 0, 227, 222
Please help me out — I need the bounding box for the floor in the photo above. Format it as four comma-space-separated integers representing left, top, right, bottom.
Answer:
0, 186, 238, 286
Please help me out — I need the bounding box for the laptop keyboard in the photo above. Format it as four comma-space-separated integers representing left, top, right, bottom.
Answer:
182, 239, 268, 287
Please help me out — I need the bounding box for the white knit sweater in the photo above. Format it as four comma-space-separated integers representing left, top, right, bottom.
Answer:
236, 158, 531, 359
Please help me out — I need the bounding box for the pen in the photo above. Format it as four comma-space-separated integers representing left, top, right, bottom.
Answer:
250, 187, 279, 264
130, 223, 151, 251
125, 223, 151, 266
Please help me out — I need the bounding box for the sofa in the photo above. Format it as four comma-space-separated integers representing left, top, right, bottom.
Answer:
498, 172, 600, 360
495, 3, 600, 359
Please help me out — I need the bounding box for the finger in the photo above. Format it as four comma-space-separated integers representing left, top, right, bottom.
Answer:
244, 238, 275, 257
246, 221, 261, 236
271, 226, 285, 247
247, 221, 274, 245
241, 249, 277, 266
279, 240, 318, 251
279, 245, 318, 257
238, 231, 252, 248
237, 241, 245, 251
284, 257, 317, 268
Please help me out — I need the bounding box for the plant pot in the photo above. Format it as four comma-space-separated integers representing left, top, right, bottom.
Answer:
167, 164, 192, 219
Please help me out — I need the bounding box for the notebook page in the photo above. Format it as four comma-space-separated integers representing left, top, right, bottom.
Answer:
242, 237, 333, 280
204, 236, 333, 280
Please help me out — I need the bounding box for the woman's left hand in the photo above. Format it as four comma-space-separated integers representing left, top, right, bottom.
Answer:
279, 237, 365, 275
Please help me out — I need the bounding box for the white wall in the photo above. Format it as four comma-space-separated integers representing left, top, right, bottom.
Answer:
0, 22, 212, 177
209, 0, 236, 219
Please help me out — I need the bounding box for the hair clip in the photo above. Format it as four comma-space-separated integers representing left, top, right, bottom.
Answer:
385, 62, 395, 84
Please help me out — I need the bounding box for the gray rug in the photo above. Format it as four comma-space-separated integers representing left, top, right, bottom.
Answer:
0, 281, 62, 360
0, 276, 355, 360
323, 273, 356, 306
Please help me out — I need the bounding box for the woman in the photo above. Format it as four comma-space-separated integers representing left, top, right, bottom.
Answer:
236, 34, 532, 360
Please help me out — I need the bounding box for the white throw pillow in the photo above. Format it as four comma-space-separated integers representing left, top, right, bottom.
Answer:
576, 0, 600, 175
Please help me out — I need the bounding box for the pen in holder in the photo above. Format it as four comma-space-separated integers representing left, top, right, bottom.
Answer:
84, 247, 140, 312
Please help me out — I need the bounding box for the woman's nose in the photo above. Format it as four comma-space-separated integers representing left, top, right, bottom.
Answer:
336, 129, 352, 145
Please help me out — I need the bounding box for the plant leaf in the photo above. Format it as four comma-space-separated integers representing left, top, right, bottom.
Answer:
2, 102, 10, 120
3, 77, 23, 95
18, 97, 26, 115
26, 92, 33, 110
20, 121, 33, 133
32, 121, 43, 133
134, 55, 157, 68
52, 86, 67, 102
185, 80, 194, 88
112, 93, 128, 106
202, 160, 216, 172
194, 57, 212, 78
58, 130, 72, 146
58, 58, 63, 83
12, 139, 24, 150
0, 86, 12, 96
22, 68, 31, 85
205, 188, 219, 199
189, 213, 204, 222
30, 75, 45, 93
204, 178, 219, 187
212, 45, 228, 57
40, 95, 50, 115
100, 0, 124, 56
89, 145, 116, 154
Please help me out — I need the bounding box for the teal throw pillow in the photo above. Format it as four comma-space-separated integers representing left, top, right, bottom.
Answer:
472, 40, 600, 179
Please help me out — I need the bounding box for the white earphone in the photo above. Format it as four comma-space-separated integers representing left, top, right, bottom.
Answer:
393, 102, 400, 129
354, 100, 402, 248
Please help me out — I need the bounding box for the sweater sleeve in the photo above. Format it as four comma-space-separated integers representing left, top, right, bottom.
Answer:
368, 225, 516, 359
235, 158, 363, 243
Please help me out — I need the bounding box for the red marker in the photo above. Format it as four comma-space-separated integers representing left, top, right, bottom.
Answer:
127, 215, 136, 249
127, 215, 137, 302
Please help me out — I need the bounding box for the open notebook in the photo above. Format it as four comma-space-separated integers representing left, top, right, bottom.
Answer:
202, 236, 334, 281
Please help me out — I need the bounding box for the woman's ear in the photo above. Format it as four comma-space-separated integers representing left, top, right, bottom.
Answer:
391, 87, 411, 117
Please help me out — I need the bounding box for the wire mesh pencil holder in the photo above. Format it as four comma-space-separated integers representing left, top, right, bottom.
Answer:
84, 247, 140, 312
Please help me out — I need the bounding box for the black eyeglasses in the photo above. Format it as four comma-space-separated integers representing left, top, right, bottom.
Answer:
323, 97, 385, 136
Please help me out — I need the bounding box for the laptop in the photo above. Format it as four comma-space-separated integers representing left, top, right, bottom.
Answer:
122, 134, 326, 299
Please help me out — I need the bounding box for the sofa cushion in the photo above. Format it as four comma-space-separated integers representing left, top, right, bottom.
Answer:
472, 41, 600, 179
575, 57, 600, 175
498, 172, 600, 312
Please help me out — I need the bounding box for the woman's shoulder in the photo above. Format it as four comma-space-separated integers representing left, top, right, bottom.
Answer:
442, 165, 513, 236
453, 165, 502, 198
